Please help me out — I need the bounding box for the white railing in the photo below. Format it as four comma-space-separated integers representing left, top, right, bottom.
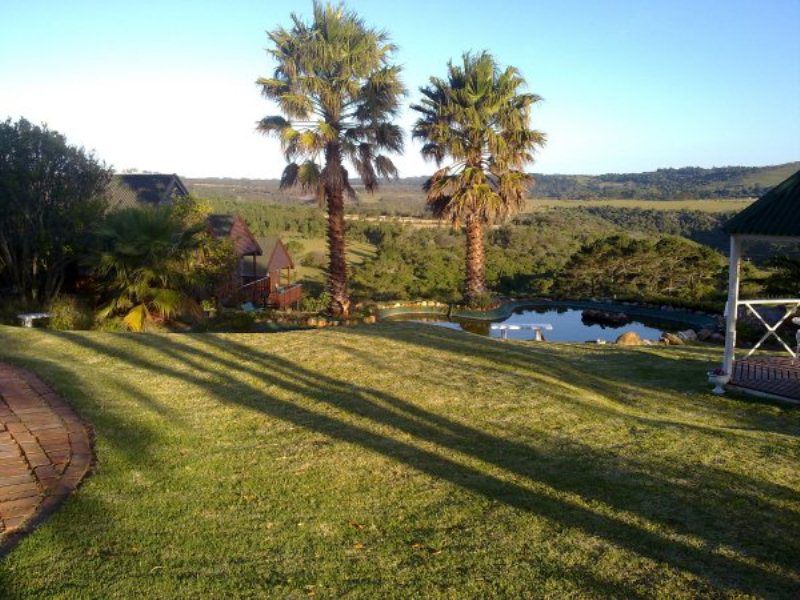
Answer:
735, 299, 800, 358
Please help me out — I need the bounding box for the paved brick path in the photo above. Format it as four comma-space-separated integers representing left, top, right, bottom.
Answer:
0, 363, 92, 544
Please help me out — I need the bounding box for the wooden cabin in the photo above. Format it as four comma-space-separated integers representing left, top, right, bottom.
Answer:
107, 174, 302, 310
207, 215, 302, 310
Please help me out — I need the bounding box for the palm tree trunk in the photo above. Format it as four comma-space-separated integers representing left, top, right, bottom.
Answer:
464, 216, 487, 304
324, 143, 350, 317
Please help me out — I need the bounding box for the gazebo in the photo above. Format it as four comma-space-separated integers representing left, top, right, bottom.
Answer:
718, 170, 800, 401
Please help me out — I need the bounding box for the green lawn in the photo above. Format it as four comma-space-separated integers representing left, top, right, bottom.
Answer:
0, 324, 798, 598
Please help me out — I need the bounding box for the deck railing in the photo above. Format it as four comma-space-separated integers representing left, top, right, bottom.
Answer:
237, 278, 302, 309
268, 283, 302, 309
733, 298, 800, 358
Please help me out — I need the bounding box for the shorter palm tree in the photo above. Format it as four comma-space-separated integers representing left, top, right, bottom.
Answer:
412, 52, 545, 305
90, 207, 218, 331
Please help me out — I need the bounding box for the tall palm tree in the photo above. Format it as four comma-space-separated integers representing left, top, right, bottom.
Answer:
257, 1, 405, 317
411, 52, 545, 305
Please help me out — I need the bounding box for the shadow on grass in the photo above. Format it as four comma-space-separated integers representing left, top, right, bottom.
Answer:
6, 325, 800, 597
347, 323, 800, 437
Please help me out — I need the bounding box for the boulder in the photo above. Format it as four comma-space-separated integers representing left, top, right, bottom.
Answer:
709, 333, 725, 344
616, 331, 643, 346
661, 332, 685, 345
676, 329, 698, 342
696, 328, 713, 341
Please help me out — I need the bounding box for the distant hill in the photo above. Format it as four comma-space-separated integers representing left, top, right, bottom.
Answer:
529, 162, 800, 200
185, 161, 799, 203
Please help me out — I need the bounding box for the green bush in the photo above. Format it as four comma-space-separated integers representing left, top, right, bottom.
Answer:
300, 250, 327, 268
300, 291, 332, 313
47, 296, 95, 330
464, 292, 497, 310
284, 240, 304, 256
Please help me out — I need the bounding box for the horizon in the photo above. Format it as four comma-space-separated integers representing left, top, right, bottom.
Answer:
169, 160, 800, 182
2, 0, 799, 178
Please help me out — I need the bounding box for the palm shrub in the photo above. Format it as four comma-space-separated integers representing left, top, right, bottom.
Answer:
90, 206, 232, 331
257, 1, 405, 316
411, 52, 545, 305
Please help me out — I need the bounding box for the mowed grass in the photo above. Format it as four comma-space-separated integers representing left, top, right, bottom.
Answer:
0, 324, 798, 598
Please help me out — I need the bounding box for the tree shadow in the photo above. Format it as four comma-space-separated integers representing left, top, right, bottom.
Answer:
347, 323, 800, 438
25, 327, 800, 597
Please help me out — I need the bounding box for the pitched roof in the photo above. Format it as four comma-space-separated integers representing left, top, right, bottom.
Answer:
725, 170, 800, 237
108, 174, 188, 210
207, 214, 262, 257
260, 236, 295, 271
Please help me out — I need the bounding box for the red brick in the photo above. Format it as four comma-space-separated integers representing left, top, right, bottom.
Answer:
0, 496, 40, 517
0, 482, 40, 501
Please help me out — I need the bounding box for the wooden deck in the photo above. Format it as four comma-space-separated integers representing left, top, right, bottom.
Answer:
729, 357, 800, 401
237, 277, 302, 310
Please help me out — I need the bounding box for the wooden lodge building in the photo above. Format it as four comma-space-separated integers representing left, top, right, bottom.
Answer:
108, 174, 302, 309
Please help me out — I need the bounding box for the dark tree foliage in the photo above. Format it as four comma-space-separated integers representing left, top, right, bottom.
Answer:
575, 207, 732, 251
0, 118, 111, 302
553, 234, 726, 301
763, 255, 800, 297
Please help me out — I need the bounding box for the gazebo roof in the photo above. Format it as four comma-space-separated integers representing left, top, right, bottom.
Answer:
725, 170, 800, 237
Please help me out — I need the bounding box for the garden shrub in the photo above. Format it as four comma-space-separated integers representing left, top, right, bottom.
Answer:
300, 291, 332, 313
301, 250, 327, 268
47, 295, 95, 330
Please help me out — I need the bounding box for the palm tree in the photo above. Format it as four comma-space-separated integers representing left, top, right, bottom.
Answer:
91, 207, 212, 331
411, 52, 545, 305
257, 1, 405, 317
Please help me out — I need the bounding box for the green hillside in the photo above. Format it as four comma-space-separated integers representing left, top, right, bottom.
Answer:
185, 162, 799, 205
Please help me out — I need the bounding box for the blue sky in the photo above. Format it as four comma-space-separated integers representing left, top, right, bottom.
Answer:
1, 0, 798, 178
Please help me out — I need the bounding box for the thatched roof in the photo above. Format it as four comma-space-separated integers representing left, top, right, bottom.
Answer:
108, 174, 189, 209
726, 170, 800, 237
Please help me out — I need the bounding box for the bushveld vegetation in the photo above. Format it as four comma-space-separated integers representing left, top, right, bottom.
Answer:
184, 161, 798, 206
0, 121, 790, 331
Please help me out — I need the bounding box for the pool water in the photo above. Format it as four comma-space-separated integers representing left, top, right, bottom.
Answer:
403, 306, 671, 342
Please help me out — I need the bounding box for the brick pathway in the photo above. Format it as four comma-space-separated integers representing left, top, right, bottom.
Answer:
0, 363, 92, 545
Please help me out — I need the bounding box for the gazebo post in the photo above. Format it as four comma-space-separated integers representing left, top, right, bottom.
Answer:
722, 234, 742, 378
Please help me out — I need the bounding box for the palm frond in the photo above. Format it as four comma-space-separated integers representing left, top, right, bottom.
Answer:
280, 163, 300, 189
122, 304, 149, 332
